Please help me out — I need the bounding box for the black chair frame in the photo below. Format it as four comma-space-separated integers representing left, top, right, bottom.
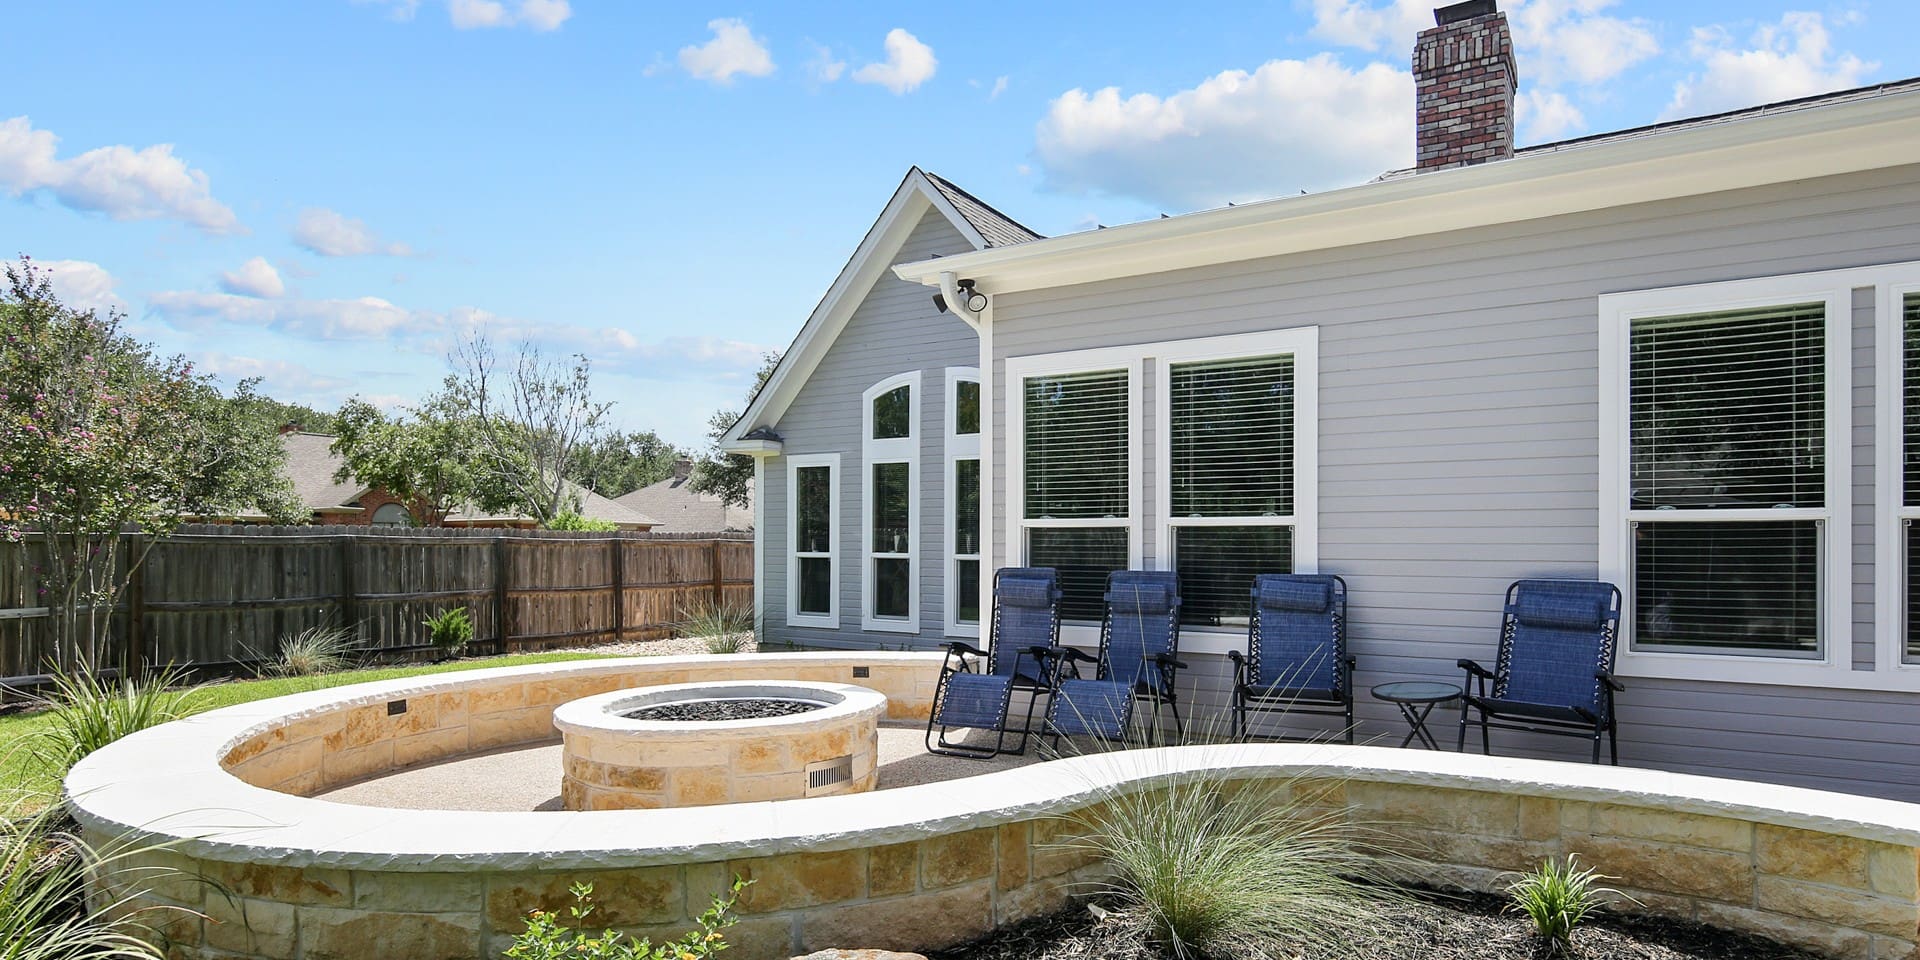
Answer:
925, 570, 1063, 759
1456, 580, 1625, 765
1228, 574, 1355, 743
1047, 581, 1187, 747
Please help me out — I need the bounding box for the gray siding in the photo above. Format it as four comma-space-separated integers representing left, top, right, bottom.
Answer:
761, 206, 978, 650
990, 164, 1920, 800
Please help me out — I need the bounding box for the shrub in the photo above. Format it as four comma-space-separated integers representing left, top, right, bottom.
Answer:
505, 878, 747, 960
424, 607, 475, 658
0, 807, 199, 960
31, 666, 203, 782
1061, 765, 1402, 959
679, 599, 754, 654
1506, 854, 1624, 952
545, 512, 618, 532
271, 624, 357, 677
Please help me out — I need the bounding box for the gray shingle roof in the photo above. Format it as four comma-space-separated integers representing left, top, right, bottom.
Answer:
280, 432, 367, 513
924, 171, 1044, 248
613, 475, 753, 534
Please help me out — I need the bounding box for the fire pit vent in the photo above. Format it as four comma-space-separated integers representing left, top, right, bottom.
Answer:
808, 755, 854, 792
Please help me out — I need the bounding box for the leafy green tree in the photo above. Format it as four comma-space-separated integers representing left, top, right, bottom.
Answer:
688, 351, 780, 509
571, 430, 684, 498
447, 333, 611, 523
0, 257, 303, 669
330, 390, 512, 526
253, 397, 338, 435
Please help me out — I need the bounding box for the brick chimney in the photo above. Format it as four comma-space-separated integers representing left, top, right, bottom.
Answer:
1413, 0, 1518, 171
672, 458, 694, 481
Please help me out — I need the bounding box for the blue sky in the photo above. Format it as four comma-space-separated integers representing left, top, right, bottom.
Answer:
1, 1, 1905, 447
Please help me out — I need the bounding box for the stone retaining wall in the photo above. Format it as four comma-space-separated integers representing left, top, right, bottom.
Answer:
67, 654, 1920, 960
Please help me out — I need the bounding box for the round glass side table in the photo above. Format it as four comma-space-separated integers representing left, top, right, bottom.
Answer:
1369, 680, 1463, 750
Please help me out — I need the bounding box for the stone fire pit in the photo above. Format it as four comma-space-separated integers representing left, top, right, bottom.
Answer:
551, 679, 886, 810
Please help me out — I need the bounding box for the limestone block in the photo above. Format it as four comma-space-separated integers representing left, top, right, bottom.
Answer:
301, 906, 484, 960
799, 881, 993, 954
394, 726, 470, 768
321, 704, 388, 751
320, 740, 394, 786
466, 682, 529, 716
353, 871, 485, 913
1755, 876, 1920, 941
1757, 824, 1871, 889
734, 739, 794, 774
921, 829, 996, 888
995, 877, 1074, 927
201, 894, 297, 956
484, 867, 684, 929
730, 850, 867, 914
670, 766, 732, 806
1694, 900, 1875, 960
1594, 804, 1753, 853
200, 861, 351, 907
1872, 845, 1920, 900
996, 822, 1030, 891
1581, 835, 1754, 905
1350, 783, 1518, 837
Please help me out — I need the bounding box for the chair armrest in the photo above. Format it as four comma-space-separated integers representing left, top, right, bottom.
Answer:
1154, 652, 1188, 670
1343, 654, 1358, 668
1457, 658, 1494, 679
944, 641, 989, 659
1597, 669, 1625, 692
1059, 648, 1099, 664
1226, 650, 1245, 664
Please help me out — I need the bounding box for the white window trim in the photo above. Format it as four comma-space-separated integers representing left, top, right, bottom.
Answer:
786, 453, 840, 630
862, 371, 921, 633
1004, 327, 1319, 655
1600, 268, 1858, 689
1872, 265, 1920, 686
1155, 328, 1320, 651
944, 367, 982, 638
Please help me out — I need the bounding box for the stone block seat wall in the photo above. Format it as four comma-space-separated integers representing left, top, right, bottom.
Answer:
66, 654, 1920, 960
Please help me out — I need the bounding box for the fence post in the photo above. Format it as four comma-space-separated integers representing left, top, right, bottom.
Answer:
495, 536, 513, 652
611, 535, 625, 641
711, 539, 724, 610
126, 536, 147, 681
338, 536, 359, 645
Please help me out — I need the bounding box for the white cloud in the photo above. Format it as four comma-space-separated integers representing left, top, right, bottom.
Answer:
359, 0, 568, 31
1508, 0, 1659, 86
292, 207, 413, 258
989, 76, 1010, 100
218, 257, 286, 299
1308, 0, 1429, 53
678, 19, 775, 85
1516, 89, 1585, 141
1663, 12, 1875, 120
38, 259, 124, 314
0, 116, 240, 234
852, 29, 937, 94
192, 351, 350, 405
805, 43, 847, 84
1035, 54, 1413, 210
149, 290, 431, 341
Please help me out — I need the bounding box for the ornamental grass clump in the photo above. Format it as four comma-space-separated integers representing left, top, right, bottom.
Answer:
270, 623, 358, 677
679, 600, 754, 654
1506, 854, 1626, 953
1060, 763, 1404, 960
0, 803, 197, 959
30, 666, 203, 782
505, 878, 748, 960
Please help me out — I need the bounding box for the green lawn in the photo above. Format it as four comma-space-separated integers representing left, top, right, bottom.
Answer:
1, 650, 626, 816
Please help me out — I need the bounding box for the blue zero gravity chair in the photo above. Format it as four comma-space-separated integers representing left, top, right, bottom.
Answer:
1044, 570, 1187, 746
925, 567, 1063, 759
1457, 579, 1625, 764
1229, 574, 1355, 743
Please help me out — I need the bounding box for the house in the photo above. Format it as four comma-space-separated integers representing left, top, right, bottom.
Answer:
278, 429, 658, 530
613, 459, 753, 534
725, 0, 1920, 800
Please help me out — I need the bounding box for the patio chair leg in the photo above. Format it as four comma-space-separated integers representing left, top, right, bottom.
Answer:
1591, 731, 1602, 764
1608, 715, 1619, 766
1456, 711, 1468, 753
1480, 717, 1491, 756
1344, 698, 1355, 745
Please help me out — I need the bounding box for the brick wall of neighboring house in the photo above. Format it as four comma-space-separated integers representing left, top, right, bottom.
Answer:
319, 487, 423, 526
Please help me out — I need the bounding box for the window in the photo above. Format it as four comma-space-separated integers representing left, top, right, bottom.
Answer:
863, 372, 920, 632
1903, 292, 1920, 662
1602, 271, 1852, 687
1165, 355, 1298, 627
1019, 367, 1133, 621
786, 454, 839, 628
370, 503, 413, 527
945, 368, 982, 636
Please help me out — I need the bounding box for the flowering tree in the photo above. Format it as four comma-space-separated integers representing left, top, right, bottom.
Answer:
0, 257, 303, 670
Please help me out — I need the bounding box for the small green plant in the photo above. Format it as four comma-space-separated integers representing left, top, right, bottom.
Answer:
424, 607, 475, 658
545, 512, 619, 532
505, 878, 748, 960
1062, 761, 1404, 959
679, 599, 754, 654
271, 624, 358, 677
1505, 854, 1625, 952
0, 806, 200, 960
30, 666, 203, 781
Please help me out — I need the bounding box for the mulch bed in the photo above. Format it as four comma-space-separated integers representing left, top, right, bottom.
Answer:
620, 697, 822, 721
928, 888, 1828, 960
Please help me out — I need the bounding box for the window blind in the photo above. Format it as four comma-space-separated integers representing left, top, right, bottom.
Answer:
956, 381, 980, 435
1170, 355, 1294, 517
1174, 526, 1292, 627
872, 385, 911, 440
1024, 371, 1128, 519
1028, 528, 1127, 623
1632, 519, 1819, 655
1904, 294, 1920, 506
1630, 304, 1825, 509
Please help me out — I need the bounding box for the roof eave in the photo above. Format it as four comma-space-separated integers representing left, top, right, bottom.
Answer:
894, 87, 1920, 294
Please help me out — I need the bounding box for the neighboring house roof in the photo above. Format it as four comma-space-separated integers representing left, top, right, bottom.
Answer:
894, 78, 1920, 294
281, 432, 369, 515
278, 431, 658, 528
614, 470, 753, 534
720, 167, 1043, 451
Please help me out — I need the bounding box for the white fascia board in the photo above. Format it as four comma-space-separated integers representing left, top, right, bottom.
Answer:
720, 171, 988, 451
892, 90, 1920, 295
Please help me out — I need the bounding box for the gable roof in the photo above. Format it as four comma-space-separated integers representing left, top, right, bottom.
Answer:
614, 472, 753, 534
281, 432, 370, 514
720, 167, 1042, 451
895, 78, 1920, 294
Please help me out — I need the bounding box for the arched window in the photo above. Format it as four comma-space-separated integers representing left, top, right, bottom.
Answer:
862, 372, 920, 632
370, 503, 413, 528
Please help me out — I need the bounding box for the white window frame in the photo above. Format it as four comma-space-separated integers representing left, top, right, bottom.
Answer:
944, 367, 982, 638
1004, 327, 1319, 654
1600, 269, 1855, 689
785, 453, 840, 630
1872, 264, 1920, 687
1156, 329, 1320, 650
862, 371, 921, 633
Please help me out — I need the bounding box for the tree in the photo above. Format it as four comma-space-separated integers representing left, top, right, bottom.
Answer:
254, 397, 338, 435
688, 352, 780, 509
330, 390, 512, 526
571, 430, 684, 498
446, 332, 612, 523
0, 257, 303, 670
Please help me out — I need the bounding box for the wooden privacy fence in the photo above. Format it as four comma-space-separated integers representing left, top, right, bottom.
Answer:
0, 525, 753, 685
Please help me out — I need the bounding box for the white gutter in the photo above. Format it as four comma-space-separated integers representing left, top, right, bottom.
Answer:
893, 87, 1920, 294
937, 271, 985, 330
